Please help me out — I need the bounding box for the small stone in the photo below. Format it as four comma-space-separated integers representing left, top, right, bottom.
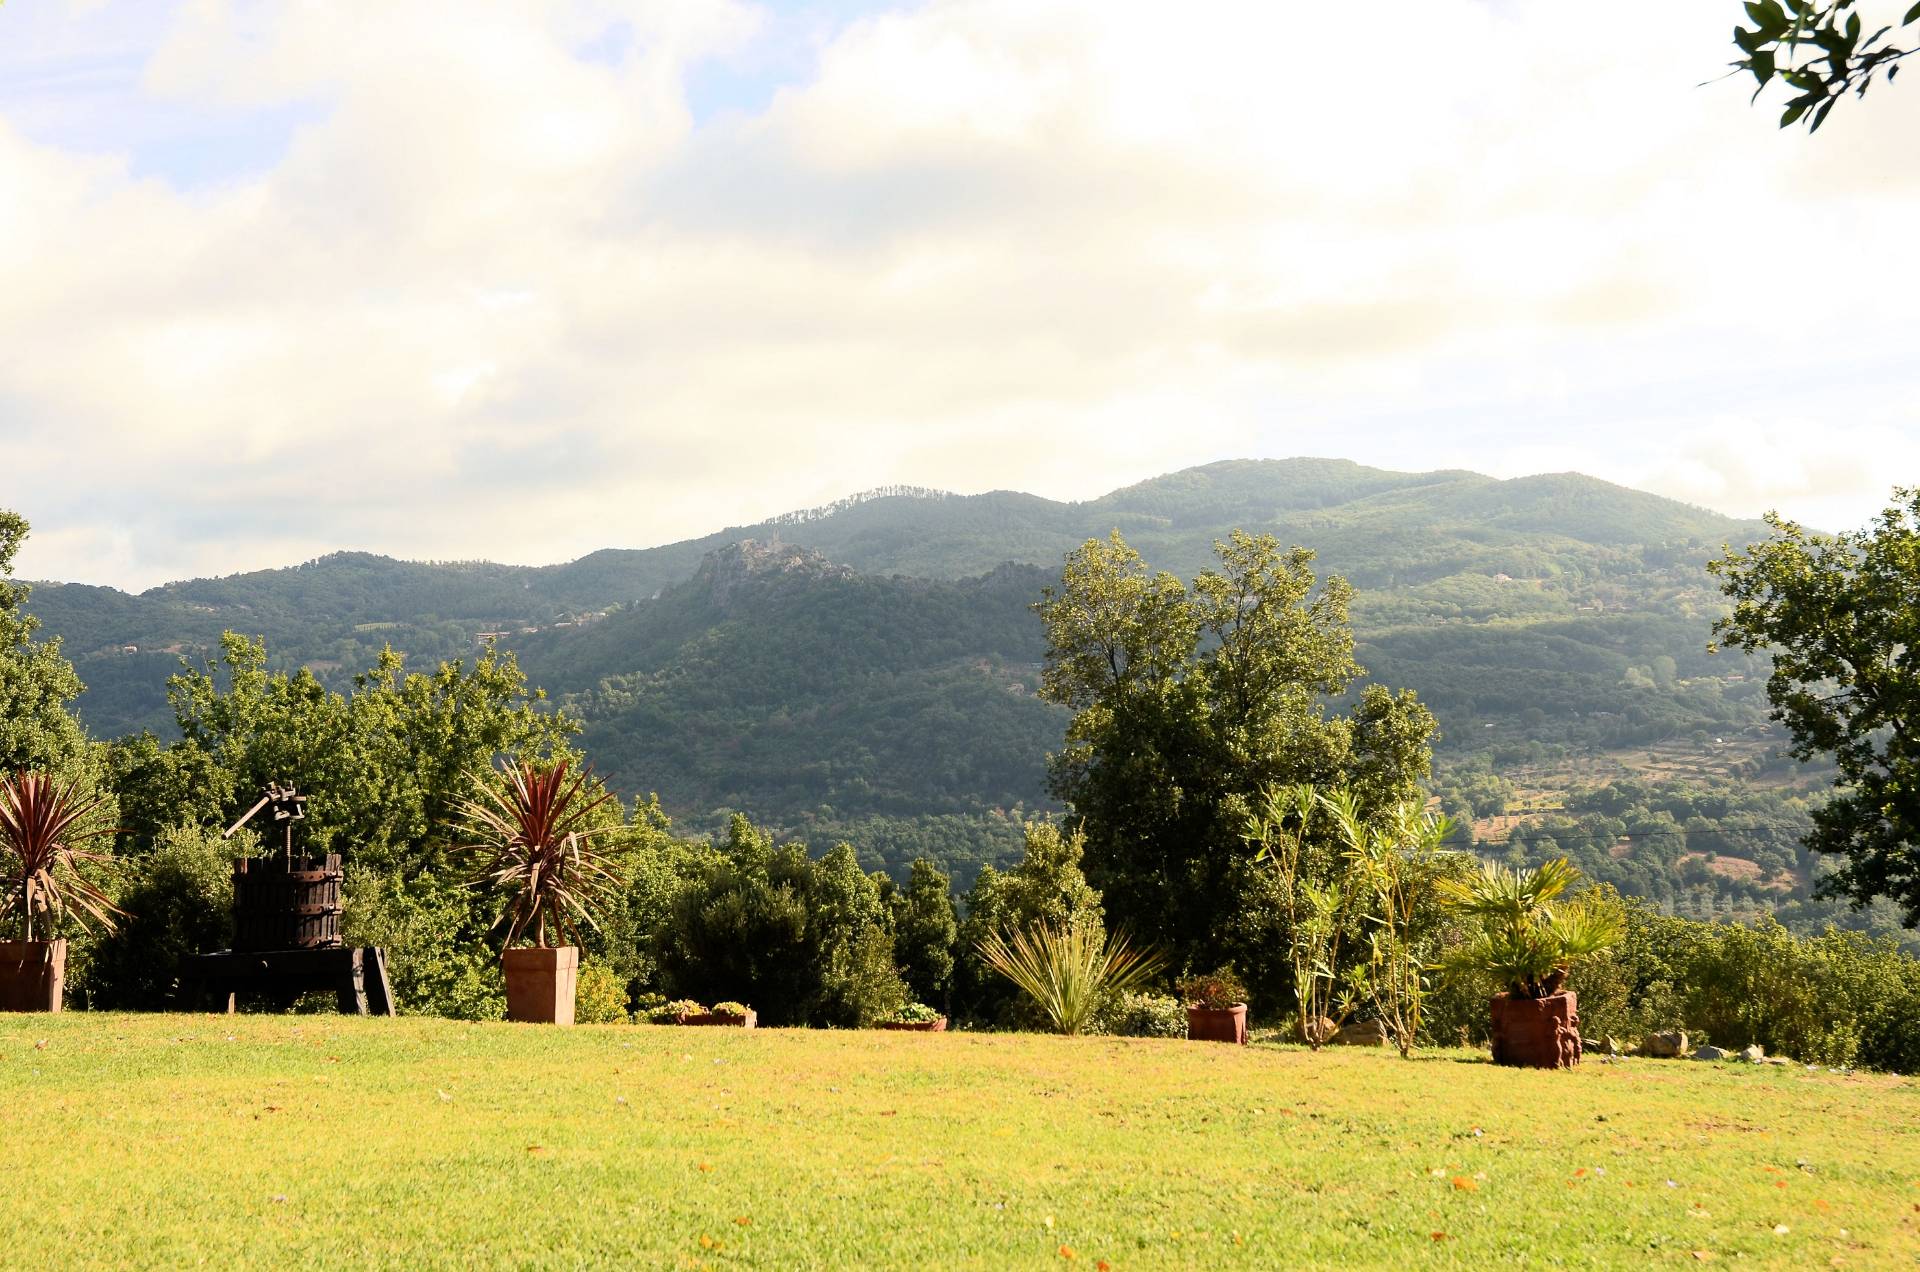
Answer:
1691, 1045, 1731, 1061
1741, 1044, 1765, 1063
1333, 1019, 1389, 1047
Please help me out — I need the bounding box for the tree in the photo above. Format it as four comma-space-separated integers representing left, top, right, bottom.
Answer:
886, 858, 958, 1008
1710, 490, 1920, 921
1035, 531, 1435, 1003
1728, 0, 1918, 131
0, 511, 92, 778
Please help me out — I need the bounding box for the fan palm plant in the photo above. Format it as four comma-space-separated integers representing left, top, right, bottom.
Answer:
1437, 857, 1622, 998
976, 920, 1165, 1036
0, 771, 122, 942
450, 758, 621, 948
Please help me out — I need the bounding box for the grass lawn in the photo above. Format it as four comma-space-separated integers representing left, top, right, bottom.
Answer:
3, 1015, 1917, 1269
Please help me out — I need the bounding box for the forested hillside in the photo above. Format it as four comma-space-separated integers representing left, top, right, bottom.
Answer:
23, 457, 1830, 909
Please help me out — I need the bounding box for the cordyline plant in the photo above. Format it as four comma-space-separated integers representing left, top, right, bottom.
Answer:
451, 758, 622, 950
1437, 857, 1622, 1000
976, 920, 1165, 1036
0, 771, 123, 943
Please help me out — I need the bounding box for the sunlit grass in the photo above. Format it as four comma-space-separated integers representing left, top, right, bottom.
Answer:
3, 1013, 1916, 1268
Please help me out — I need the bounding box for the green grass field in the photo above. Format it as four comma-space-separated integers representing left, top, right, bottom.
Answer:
4, 1015, 1916, 1269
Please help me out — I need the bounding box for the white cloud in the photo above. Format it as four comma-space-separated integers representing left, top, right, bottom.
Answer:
1, 0, 1916, 588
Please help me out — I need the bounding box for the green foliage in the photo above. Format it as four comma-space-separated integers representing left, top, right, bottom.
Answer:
574, 961, 630, 1024
1037, 530, 1435, 999
1175, 968, 1247, 1010
1726, 0, 1917, 131
84, 825, 238, 1010
884, 858, 957, 1008
0, 511, 93, 780
711, 1001, 751, 1018
652, 817, 908, 1027
340, 869, 504, 1020
1711, 491, 1920, 921
975, 920, 1166, 1036
1093, 990, 1188, 1038
1572, 904, 1920, 1072
1439, 858, 1624, 1000
955, 821, 1104, 1024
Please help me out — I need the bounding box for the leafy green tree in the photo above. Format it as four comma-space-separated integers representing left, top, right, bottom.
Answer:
653, 817, 908, 1026
1035, 531, 1435, 1001
886, 858, 958, 1008
0, 511, 92, 778
955, 820, 1106, 1024
1710, 491, 1920, 921
1728, 0, 1918, 131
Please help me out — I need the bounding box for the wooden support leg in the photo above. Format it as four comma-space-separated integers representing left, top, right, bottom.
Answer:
365, 947, 396, 1018
336, 949, 371, 1016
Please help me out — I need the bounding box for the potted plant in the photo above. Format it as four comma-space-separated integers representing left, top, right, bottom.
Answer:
878, 1002, 948, 1032
453, 758, 621, 1026
645, 998, 706, 1024
1179, 968, 1250, 1045
0, 772, 122, 1012
689, 1000, 757, 1028
1438, 857, 1623, 1069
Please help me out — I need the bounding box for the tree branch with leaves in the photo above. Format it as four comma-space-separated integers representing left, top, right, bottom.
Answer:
1728, 0, 1919, 130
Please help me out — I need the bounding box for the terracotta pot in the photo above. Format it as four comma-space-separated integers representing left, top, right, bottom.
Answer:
685, 1009, 757, 1028
502, 945, 579, 1025
1186, 1003, 1248, 1045
0, 939, 65, 1013
1489, 990, 1582, 1069
878, 1017, 948, 1032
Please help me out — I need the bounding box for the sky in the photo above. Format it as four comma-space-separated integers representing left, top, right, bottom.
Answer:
2, 0, 1917, 591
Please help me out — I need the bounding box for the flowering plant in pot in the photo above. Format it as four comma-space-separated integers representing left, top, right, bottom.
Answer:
646, 998, 706, 1024
691, 1000, 757, 1028
878, 1001, 947, 1032
1178, 968, 1250, 1045
0, 772, 122, 1012
452, 757, 620, 1026
1438, 857, 1622, 1069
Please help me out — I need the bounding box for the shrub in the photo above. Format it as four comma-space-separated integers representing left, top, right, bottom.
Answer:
341, 868, 504, 1020
575, 961, 630, 1024
977, 921, 1165, 1035
1095, 991, 1187, 1039
1177, 968, 1248, 1010
85, 825, 234, 1010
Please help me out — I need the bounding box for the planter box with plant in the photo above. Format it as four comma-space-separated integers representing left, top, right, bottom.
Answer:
0, 772, 122, 1013
688, 1001, 757, 1028
1179, 969, 1250, 1044
878, 1002, 948, 1032
453, 758, 621, 1026
1439, 857, 1622, 1070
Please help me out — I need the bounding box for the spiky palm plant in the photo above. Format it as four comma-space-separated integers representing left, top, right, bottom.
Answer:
451, 758, 621, 949
976, 920, 1165, 1036
0, 772, 122, 942
1437, 857, 1623, 998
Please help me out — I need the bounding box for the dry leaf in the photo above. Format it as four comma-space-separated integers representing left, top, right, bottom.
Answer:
1057, 1245, 1076, 1260
1451, 1176, 1478, 1192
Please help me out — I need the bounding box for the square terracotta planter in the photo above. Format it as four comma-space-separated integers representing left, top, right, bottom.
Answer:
0, 939, 65, 1013
1186, 1003, 1247, 1045
1489, 990, 1582, 1069
502, 945, 579, 1025
684, 1009, 757, 1028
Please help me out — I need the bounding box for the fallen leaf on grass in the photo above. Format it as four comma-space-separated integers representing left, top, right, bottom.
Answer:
1058, 1245, 1075, 1260
733, 1217, 750, 1227
1690, 1251, 1715, 1261
697, 1162, 714, 1173
435, 1090, 452, 1102
526, 1145, 546, 1156
1450, 1177, 1478, 1192
1772, 1225, 1790, 1236
1431, 1232, 1449, 1242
